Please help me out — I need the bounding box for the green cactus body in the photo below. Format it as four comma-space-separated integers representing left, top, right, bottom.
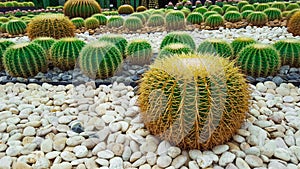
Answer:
197, 39, 233, 58
79, 41, 123, 79
84, 17, 100, 29
50, 37, 86, 71
6, 20, 27, 35
237, 44, 280, 77
147, 14, 165, 27
205, 14, 224, 28
118, 4, 135, 14
264, 8, 282, 21
137, 6, 147, 12
107, 16, 125, 28
152, 10, 165, 16
31, 37, 56, 60
165, 11, 185, 30
158, 43, 194, 59
211, 7, 224, 15
241, 5, 255, 12
71, 17, 85, 29
63, 0, 101, 19
130, 13, 147, 24
241, 10, 253, 19
0, 40, 15, 71
0, 17, 9, 23
138, 53, 250, 150
98, 34, 128, 58
224, 11, 242, 22
194, 7, 208, 14
160, 32, 196, 50
124, 17, 143, 31
203, 11, 218, 21
225, 6, 239, 13
273, 39, 300, 67
0, 22, 7, 33
247, 11, 268, 26
186, 12, 203, 25
271, 2, 286, 11
92, 14, 107, 25
238, 1, 249, 10
286, 3, 300, 11
231, 37, 256, 56
5, 2, 13, 7
125, 39, 152, 65
255, 3, 270, 11
222, 4, 232, 12
3, 43, 47, 78
208, 5, 219, 11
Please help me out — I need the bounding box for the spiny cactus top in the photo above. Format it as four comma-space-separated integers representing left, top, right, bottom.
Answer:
98, 34, 128, 58
158, 43, 194, 59
0, 40, 15, 71
125, 39, 153, 66
197, 39, 233, 58
231, 37, 256, 56
160, 31, 196, 50
64, 0, 101, 19
273, 39, 300, 67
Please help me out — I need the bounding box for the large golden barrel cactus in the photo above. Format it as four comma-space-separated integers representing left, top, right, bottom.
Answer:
64, 0, 101, 19
138, 53, 250, 150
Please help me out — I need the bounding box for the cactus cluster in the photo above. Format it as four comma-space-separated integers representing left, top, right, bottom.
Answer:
264, 8, 282, 21
138, 53, 250, 150
197, 39, 233, 58
92, 14, 107, 25
237, 1, 249, 10
225, 6, 239, 12
158, 43, 194, 59
124, 17, 143, 31
71, 17, 85, 29
224, 11, 242, 22
3, 43, 47, 78
273, 39, 300, 67
98, 34, 128, 58
63, 0, 101, 19
79, 41, 123, 79
186, 12, 203, 25
165, 11, 185, 30
247, 11, 268, 26
6, 20, 26, 35
84, 17, 100, 29
205, 14, 224, 28
27, 14, 75, 40
231, 37, 256, 56
147, 14, 165, 27
287, 11, 300, 36
160, 32, 196, 50
126, 39, 152, 65
107, 16, 124, 28
118, 4, 134, 14
0, 40, 15, 71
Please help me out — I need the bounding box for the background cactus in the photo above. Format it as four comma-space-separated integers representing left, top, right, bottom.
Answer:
0, 40, 15, 71
271, 2, 286, 11
165, 11, 185, 30
138, 53, 250, 150
241, 4, 255, 12
224, 11, 242, 22
98, 34, 128, 58
287, 11, 300, 36
63, 0, 101, 19
137, 6, 147, 12
124, 17, 143, 31
186, 12, 203, 25
237, 1, 249, 10
237, 44, 280, 77
225, 6, 239, 13
247, 11, 268, 26
147, 14, 165, 27
130, 13, 147, 24
3, 43, 47, 78
273, 39, 300, 67
27, 14, 75, 40
286, 3, 299, 11
126, 39, 152, 65
107, 16, 124, 28
50, 37, 86, 71
264, 8, 282, 21
31, 37, 57, 60
255, 3, 270, 11
79, 41, 123, 79
242, 10, 253, 19
118, 4, 134, 14
194, 7, 208, 14
205, 14, 224, 28
6, 20, 27, 35
92, 14, 107, 25
211, 7, 224, 15
84, 17, 100, 29
71, 17, 85, 29
158, 43, 194, 59
203, 11, 218, 20
197, 39, 233, 58
231, 37, 256, 56
0, 22, 7, 33
0, 17, 9, 23
160, 32, 196, 50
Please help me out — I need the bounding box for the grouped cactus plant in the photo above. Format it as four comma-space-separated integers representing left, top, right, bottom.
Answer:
0, 40, 15, 71
84, 17, 100, 29
3, 43, 47, 78
186, 12, 203, 25
79, 41, 123, 79
138, 53, 250, 150
63, 0, 101, 19
160, 32, 196, 50
118, 4, 134, 14
197, 39, 233, 58
237, 44, 280, 77
6, 20, 26, 35
98, 34, 128, 58
125, 39, 153, 65
165, 11, 185, 30
247, 11, 268, 26
71, 17, 85, 28
231, 37, 256, 56
124, 17, 143, 31
273, 39, 300, 67
50, 37, 86, 71
241, 4, 255, 12
27, 14, 75, 40
107, 16, 124, 28
287, 11, 300, 36
147, 14, 165, 27
205, 14, 224, 28
92, 14, 107, 25
31, 37, 57, 60
158, 43, 194, 59
264, 8, 282, 21
194, 7, 208, 14
224, 11, 242, 22
271, 2, 286, 11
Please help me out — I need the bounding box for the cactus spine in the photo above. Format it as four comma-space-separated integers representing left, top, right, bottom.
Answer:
126, 39, 153, 65
98, 34, 128, 58
165, 11, 185, 30
231, 37, 256, 56
6, 20, 27, 35
160, 32, 196, 50
63, 0, 102, 19
0, 40, 15, 71
197, 39, 233, 58
158, 43, 194, 59
273, 39, 300, 67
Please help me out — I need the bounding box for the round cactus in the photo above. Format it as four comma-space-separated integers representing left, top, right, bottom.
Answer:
152, 10, 165, 16
6, 20, 26, 35
137, 6, 147, 12
231, 37, 256, 56
118, 4, 134, 14
203, 11, 218, 20
273, 39, 300, 67
255, 3, 270, 11
92, 14, 107, 25
241, 10, 253, 19
197, 39, 233, 58
130, 13, 146, 24
211, 7, 224, 15
186, 12, 203, 25
0, 40, 15, 71
78, 41, 123, 79
63, 0, 101, 19
98, 34, 128, 58
247, 11, 268, 26
286, 3, 299, 11
147, 14, 165, 27
225, 6, 239, 13
158, 43, 194, 59
50, 37, 86, 71
0, 22, 7, 33
224, 11, 242, 22
3, 43, 47, 78
222, 4, 232, 12
165, 11, 185, 30
31, 37, 56, 59
0, 17, 9, 23
238, 1, 249, 10
124, 17, 143, 31
84, 17, 100, 29
205, 14, 224, 28
241, 4, 255, 12
271, 2, 286, 11
107, 16, 124, 28
237, 44, 280, 77
27, 14, 75, 40
71, 17, 85, 29
194, 7, 208, 14
125, 39, 152, 65
208, 5, 219, 11
160, 32, 196, 50
138, 53, 250, 150
263, 8, 282, 21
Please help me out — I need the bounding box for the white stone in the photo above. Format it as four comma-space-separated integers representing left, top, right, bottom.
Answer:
212, 145, 229, 155
130, 151, 142, 162
50, 162, 72, 169
157, 141, 171, 155
41, 139, 53, 153
245, 155, 263, 167
235, 157, 250, 169
196, 155, 213, 168
109, 157, 123, 169
219, 152, 236, 166
171, 155, 187, 169
60, 151, 76, 161
188, 161, 199, 169
73, 145, 89, 158
274, 148, 291, 161
256, 83, 267, 92
167, 147, 181, 158
34, 157, 50, 169
97, 150, 114, 159
157, 155, 172, 168
189, 150, 202, 160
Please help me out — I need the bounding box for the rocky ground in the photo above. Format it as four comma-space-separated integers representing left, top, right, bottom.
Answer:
0, 81, 300, 169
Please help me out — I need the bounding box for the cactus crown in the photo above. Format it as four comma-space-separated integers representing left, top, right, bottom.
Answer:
126, 39, 153, 65
63, 0, 101, 19
118, 4, 134, 14
147, 14, 165, 27
98, 34, 128, 58
247, 11, 268, 26
194, 7, 208, 14
224, 11, 242, 22
31, 37, 56, 57
286, 3, 300, 11
124, 17, 143, 31
186, 12, 203, 25
160, 31, 196, 50
0, 40, 15, 71
71, 17, 85, 28
241, 4, 255, 12
205, 14, 224, 28
84, 17, 100, 29
158, 43, 194, 59
6, 20, 27, 35
263, 8, 282, 21
197, 39, 233, 58
92, 14, 107, 25
273, 39, 300, 67
255, 3, 270, 11
165, 11, 185, 30
231, 37, 256, 56
107, 16, 124, 28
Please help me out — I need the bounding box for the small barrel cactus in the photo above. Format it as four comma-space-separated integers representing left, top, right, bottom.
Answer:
264, 8, 282, 21
237, 44, 280, 77
203, 11, 218, 20
31, 37, 57, 59
137, 6, 147, 12
222, 4, 232, 12
3, 43, 47, 78
27, 14, 75, 40
247, 11, 268, 26
211, 7, 224, 15
0, 40, 15, 71
242, 10, 253, 19
118, 4, 134, 14
79, 41, 123, 79
107, 16, 124, 28
50, 37, 86, 71
126, 39, 152, 65
241, 5, 255, 12
160, 32, 196, 50
231, 37, 256, 56
63, 0, 101, 19
84, 17, 100, 29
255, 3, 270, 11
286, 3, 300, 11
194, 7, 208, 14
287, 11, 300, 36
273, 39, 300, 67
0, 22, 7, 33
225, 6, 239, 13
130, 13, 147, 24
224, 11, 242, 22
0, 17, 9, 23
92, 14, 107, 25
158, 43, 194, 59
71, 17, 85, 29
186, 12, 203, 25
124, 17, 143, 31
138, 53, 250, 150
98, 34, 128, 58
205, 14, 224, 28
197, 39, 233, 58
238, 1, 249, 10
152, 10, 165, 16
147, 14, 165, 27
6, 20, 26, 35
271, 2, 286, 11
165, 11, 185, 30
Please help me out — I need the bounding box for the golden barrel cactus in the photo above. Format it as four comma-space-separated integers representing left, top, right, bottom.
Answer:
138, 53, 250, 150
64, 0, 101, 19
